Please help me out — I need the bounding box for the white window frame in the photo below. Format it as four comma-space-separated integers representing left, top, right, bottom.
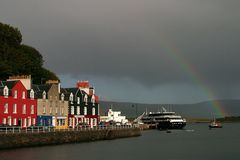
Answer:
43, 91, 46, 99
77, 106, 80, 115
31, 105, 34, 114
84, 107, 87, 115
4, 103, 8, 114
69, 93, 73, 102
30, 89, 34, 99
22, 91, 26, 99
32, 118, 36, 125
8, 117, 11, 126
23, 118, 27, 127
28, 117, 31, 127
22, 104, 26, 114
92, 108, 96, 116
3, 118, 6, 124
13, 118, 17, 125
14, 90, 17, 99
3, 86, 8, 97
61, 93, 64, 101
84, 95, 88, 104
13, 104, 17, 114
71, 106, 74, 115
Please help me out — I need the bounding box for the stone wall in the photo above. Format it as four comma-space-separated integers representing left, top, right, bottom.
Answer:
0, 128, 141, 149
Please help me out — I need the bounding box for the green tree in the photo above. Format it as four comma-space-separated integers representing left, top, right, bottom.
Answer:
0, 22, 59, 83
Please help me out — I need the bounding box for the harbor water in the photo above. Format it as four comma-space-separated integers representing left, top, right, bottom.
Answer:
0, 123, 239, 160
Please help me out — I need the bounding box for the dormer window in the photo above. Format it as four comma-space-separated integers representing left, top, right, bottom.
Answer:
43, 91, 46, 99
69, 93, 73, 102
14, 90, 17, 99
3, 86, 8, 97
30, 89, 34, 99
61, 93, 65, 101
22, 91, 26, 99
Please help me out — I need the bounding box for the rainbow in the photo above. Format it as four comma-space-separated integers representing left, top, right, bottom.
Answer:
156, 35, 227, 118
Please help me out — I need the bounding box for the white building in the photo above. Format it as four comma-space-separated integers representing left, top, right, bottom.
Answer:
100, 109, 128, 125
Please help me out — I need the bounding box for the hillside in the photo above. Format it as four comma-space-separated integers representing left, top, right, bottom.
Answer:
0, 22, 58, 83
99, 100, 240, 119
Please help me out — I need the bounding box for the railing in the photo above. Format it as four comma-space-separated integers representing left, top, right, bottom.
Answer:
0, 125, 135, 134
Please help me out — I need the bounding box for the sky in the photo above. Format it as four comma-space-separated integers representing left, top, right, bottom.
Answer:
1, 0, 240, 104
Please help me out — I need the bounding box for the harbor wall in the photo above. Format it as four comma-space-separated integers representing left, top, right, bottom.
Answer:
0, 128, 141, 149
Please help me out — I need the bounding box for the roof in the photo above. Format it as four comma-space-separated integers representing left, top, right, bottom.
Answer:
32, 84, 52, 99
0, 80, 18, 89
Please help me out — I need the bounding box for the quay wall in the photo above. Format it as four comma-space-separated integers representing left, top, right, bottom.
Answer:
0, 128, 141, 149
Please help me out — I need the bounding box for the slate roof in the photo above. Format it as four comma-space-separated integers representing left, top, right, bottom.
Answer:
32, 84, 52, 99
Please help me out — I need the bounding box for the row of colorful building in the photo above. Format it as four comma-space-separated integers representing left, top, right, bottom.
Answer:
0, 75, 99, 129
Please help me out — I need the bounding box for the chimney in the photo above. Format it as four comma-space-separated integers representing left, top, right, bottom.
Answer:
8, 75, 32, 90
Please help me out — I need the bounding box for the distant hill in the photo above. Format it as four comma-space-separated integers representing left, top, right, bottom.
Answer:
99, 100, 240, 119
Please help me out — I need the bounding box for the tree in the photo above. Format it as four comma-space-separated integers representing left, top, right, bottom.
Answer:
0, 22, 59, 83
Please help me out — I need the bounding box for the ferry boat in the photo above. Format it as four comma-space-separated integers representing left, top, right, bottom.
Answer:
141, 107, 186, 130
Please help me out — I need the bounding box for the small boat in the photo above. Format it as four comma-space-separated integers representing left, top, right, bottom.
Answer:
209, 120, 222, 129
166, 130, 171, 133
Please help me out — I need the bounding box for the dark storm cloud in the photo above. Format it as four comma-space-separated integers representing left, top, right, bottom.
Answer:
1, 0, 240, 88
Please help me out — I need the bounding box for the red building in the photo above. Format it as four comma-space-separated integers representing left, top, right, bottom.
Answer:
0, 80, 37, 128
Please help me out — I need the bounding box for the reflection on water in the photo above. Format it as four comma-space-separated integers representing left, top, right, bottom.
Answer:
0, 123, 240, 160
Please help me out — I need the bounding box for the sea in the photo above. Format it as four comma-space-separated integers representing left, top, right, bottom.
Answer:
0, 123, 239, 160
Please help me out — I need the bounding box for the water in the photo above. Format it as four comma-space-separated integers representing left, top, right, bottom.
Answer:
0, 123, 239, 160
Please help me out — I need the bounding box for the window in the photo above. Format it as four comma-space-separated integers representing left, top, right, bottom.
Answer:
13, 104, 17, 114
23, 118, 27, 127
3, 118, 6, 124
43, 91, 46, 99
22, 104, 26, 114
61, 107, 64, 114
71, 106, 74, 115
49, 107, 52, 114
84, 107, 87, 115
30, 89, 34, 99
8, 117, 11, 126
31, 105, 34, 114
77, 97, 80, 104
43, 105, 46, 114
92, 95, 95, 106
22, 91, 26, 99
32, 118, 36, 125
77, 106, 80, 115
28, 117, 31, 127
3, 86, 8, 97
13, 118, 17, 125
61, 93, 64, 101
55, 107, 58, 114
92, 108, 96, 116
69, 93, 73, 102
4, 103, 8, 114
84, 95, 88, 104
14, 90, 17, 98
